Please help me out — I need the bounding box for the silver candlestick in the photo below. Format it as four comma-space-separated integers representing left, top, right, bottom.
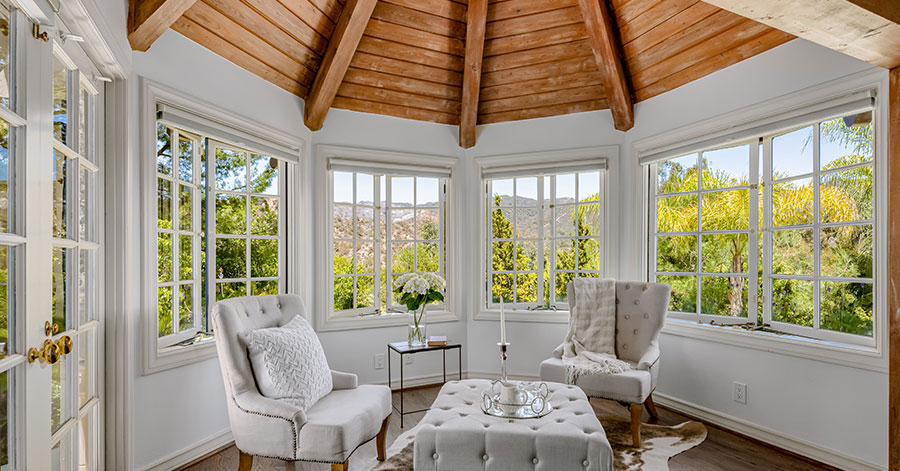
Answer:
498, 342, 509, 382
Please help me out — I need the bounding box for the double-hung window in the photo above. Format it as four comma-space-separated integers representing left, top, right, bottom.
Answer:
481, 154, 609, 313
326, 153, 451, 320
647, 95, 876, 346
153, 102, 294, 350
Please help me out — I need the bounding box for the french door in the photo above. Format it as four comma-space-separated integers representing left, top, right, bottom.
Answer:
1, 3, 104, 470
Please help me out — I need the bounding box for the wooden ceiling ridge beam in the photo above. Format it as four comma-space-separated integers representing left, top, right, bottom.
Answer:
128, 0, 200, 51
459, 0, 488, 148
702, 0, 900, 69
304, 0, 378, 131
577, 0, 634, 131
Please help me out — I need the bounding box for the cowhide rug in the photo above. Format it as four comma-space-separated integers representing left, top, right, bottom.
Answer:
364, 415, 706, 471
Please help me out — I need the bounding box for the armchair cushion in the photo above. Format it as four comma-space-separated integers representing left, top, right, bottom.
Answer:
297, 384, 391, 463
540, 357, 651, 404
241, 315, 333, 412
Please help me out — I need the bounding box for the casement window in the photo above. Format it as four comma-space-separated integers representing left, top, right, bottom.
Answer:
480, 154, 609, 313
148, 92, 299, 357
155, 123, 288, 348
328, 161, 448, 317
647, 94, 876, 346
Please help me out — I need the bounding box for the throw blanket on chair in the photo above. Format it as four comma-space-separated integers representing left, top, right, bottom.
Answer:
560, 278, 632, 383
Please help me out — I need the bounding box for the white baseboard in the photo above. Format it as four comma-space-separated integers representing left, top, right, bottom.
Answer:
372, 371, 471, 389
136, 428, 233, 471
467, 370, 540, 382
653, 392, 885, 471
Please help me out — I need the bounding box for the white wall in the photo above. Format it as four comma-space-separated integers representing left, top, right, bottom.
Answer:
123, 28, 887, 471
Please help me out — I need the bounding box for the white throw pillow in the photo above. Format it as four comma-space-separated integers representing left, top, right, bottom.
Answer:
240, 315, 333, 412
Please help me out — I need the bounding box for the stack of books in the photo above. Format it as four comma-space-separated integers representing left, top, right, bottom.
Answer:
427, 335, 447, 346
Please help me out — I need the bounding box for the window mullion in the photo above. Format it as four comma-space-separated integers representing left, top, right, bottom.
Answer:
206, 139, 216, 322
351, 173, 357, 309
762, 137, 774, 325
192, 136, 201, 331
695, 152, 703, 317
749, 141, 759, 326
812, 123, 821, 330
386, 176, 394, 311
373, 176, 381, 313
536, 176, 544, 308
549, 176, 557, 308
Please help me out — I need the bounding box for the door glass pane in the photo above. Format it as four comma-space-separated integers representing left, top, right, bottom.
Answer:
0, 119, 10, 233
78, 249, 91, 324
0, 246, 7, 357
0, 1, 12, 110
51, 353, 68, 433
77, 410, 95, 471
251, 197, 278, 236
771, 278, 814, 327
178, 284, 193, 331
0, 370, 10, 469
157, 124, 172, 176
79, 168, 92, 241
50, 434, 72, 471
820, 114, 873, 169
52, 247, 68, 332
52, 57, 68, 143
158, 286, 173, 337
53, 150, 68, 238
657, 153, 698, 194
702, 145, 749, 190
178, 137, 193, 182
78, 330, 92, 408
78, 88, 87, 156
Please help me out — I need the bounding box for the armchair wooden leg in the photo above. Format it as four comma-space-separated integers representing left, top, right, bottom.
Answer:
630, 404, 643, 448
644, 393, 659, 419
376, 415, 391, 461
331, 460, 348, 471
238, 450, 253, 471
284, 460, 294, 471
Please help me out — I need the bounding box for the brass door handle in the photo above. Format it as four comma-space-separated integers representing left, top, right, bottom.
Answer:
27, 335, 72, 364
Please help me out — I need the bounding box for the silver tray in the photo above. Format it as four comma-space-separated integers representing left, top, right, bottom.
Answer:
481, 382, 553, 419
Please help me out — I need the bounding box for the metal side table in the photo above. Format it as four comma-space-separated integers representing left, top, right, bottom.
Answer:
387, 341, 462, 427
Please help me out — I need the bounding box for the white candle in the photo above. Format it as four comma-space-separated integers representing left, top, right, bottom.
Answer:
500, 296, 506, 344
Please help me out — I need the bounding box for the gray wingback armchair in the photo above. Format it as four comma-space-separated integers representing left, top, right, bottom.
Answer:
212, 294, 391, 471
540, 281, 671, 447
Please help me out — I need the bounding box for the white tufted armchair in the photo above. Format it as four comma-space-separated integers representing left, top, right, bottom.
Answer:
212, 294, 391, 471
540, 281, 671, 447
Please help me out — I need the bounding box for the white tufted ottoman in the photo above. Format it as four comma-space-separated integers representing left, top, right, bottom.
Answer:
414, 379, 613, 471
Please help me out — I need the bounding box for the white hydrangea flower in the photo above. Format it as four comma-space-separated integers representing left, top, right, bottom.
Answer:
402, 275, 429, 295
394, 273, 414, 288
422, 272, 446, 290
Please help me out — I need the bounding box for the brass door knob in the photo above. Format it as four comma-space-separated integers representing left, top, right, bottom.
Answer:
57, 335, 73, 355
43, 340, 61, 364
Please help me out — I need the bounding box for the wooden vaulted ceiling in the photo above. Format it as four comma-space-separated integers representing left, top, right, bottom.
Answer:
129, 0, 799, 146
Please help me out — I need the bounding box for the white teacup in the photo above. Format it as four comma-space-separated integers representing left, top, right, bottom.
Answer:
498, 381, 526, 415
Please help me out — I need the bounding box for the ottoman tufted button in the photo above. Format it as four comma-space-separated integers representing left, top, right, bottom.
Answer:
624, 314, 630, 319
533, 458, 539, 464
433, 453, 439, 460
615, 298, 619, 304
583, 460, 589, 467
625, 283, 631, 289
634, 329, 639, 334
644, 313, 649, 318
642, 286, 648, 291
483, 455, 489, 461
483, 424, 490, 428
634, 300, 640, 305
464, 401, 473, 406
623, 344, 628, 349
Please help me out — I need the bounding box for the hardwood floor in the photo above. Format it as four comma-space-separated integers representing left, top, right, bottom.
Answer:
182, 385, 834, 471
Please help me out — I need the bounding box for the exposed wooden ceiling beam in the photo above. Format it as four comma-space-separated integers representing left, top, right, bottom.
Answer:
459, 0, 488, 148
702, 0, 900, 69
889, 66, 900, 471
304, 0, 378, 131
577, 0, 634, 131
128, 0, 199, 51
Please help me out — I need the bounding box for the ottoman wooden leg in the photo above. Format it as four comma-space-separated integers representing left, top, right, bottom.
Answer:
377, 415, 391, 461
331, 460, 348, 471
238, 451, 253, 471
630, 404, 642, 447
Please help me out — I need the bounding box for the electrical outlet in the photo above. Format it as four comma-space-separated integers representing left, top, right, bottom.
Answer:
374, 353, 385, 370
733, 382, 747, 404
404, 355, 414, 365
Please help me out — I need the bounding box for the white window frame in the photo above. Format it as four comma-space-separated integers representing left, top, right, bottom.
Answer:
474, 146, 620, 324
140, 78, 304, 374
316, 145, 458, 332
636, 69, 888, 372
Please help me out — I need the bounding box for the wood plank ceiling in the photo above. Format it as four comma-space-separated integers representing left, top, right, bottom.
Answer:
149, 0, 794, 144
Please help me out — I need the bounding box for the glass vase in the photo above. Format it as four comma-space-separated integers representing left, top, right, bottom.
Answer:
407, 308, 427, 347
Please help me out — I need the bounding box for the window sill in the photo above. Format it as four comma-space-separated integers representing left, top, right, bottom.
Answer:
144, 336, 218, 376
662, 318, 886, 373
474, 309, 569, 324
316, 310, 460, 332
